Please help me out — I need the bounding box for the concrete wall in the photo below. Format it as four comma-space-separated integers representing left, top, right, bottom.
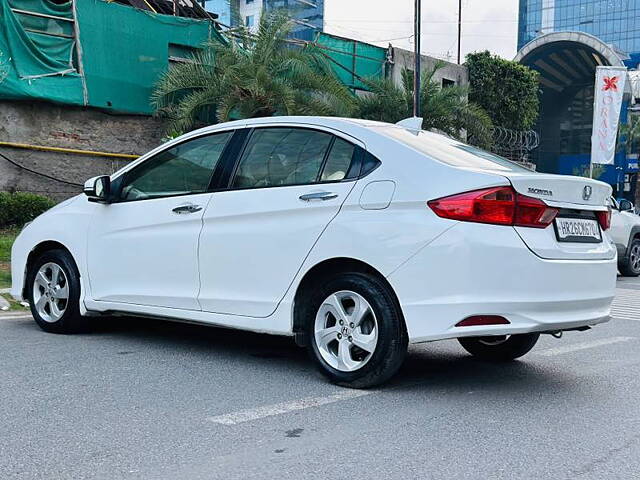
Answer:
0, 101, 165, 201
390, 48, 469, 89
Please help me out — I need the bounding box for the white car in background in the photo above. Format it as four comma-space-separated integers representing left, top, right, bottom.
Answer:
609, 197, 640, 276
11, 117, 617, 388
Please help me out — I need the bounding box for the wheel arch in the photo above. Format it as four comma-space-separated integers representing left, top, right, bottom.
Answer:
23, 241, 78, 299
292, 257, 405, 345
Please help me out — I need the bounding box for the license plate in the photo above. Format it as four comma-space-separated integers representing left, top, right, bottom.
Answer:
554, 217, 602, 243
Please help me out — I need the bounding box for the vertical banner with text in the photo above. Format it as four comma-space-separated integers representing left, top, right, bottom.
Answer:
591, 66, 627, 166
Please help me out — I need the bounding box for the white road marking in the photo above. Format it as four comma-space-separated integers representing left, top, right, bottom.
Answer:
537, 336, 635, 357
0, 313, 32, 320
610, 288, 640, 321
206, 389, 375, 425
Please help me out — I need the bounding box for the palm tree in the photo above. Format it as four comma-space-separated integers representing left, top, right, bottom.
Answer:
152, 13, 356, 135
356, 64, 494, 149
620, 115, 640, 154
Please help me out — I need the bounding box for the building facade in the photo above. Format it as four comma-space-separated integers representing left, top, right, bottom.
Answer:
517, 1, 640, 199
518, 0, 640, 67
206, 0, 324, 40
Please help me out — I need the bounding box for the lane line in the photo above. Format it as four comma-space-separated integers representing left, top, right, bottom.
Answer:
537, 336, 635, 357
206, 389, 375, 425
611, 287, 640, 321
0, 314, 33, 320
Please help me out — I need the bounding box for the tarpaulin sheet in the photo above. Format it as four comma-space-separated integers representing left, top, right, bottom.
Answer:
315, 32, 387, 90
0, 0, 83, 104
0, 0, 224, 113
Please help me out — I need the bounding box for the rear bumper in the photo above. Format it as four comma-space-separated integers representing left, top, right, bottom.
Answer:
388, 222, 617, 343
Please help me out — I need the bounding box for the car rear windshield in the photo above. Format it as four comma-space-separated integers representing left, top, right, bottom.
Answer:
377, 126, 532, 173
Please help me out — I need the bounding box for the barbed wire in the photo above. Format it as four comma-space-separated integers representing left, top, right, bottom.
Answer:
490, 126, 540, 165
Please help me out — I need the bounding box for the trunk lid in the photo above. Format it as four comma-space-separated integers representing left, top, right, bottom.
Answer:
507, 172, 611, 208
505, 172, 614, 260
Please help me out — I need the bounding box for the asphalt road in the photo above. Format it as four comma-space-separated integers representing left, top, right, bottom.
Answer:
2, 279, 640, 479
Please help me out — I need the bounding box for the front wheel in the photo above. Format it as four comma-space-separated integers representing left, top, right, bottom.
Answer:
619, 239, 640, 277
27, 249, 88, 334
306, 272, 408, 388
458, 333, 539, 361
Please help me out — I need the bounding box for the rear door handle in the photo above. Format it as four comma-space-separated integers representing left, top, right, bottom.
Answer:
172, 204, 203, 214
299, 192, 339, 202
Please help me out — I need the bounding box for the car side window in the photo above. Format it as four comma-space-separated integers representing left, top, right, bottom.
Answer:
120, 131, 233, 201
321, 138, 355, 182
232, 128, 333, 189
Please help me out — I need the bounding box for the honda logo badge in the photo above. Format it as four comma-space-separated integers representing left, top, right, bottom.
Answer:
582, 185, 593, 201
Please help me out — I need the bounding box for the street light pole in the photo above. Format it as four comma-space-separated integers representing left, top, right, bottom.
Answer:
413, 0, 421, 118
457, 0, 462, 64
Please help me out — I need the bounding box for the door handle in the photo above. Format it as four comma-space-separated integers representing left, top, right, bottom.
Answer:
172, 204, 203, 214
299, 192, 339, 202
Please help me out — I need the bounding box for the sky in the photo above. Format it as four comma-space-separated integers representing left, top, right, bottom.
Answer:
324, 0, 519, 62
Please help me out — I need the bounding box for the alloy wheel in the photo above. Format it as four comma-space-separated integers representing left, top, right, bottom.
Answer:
630, 244, 640, 273
314, 290, 378, 372
32, 262, 69, 323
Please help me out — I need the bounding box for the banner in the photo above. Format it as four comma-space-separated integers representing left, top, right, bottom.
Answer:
591, 66, 627, 165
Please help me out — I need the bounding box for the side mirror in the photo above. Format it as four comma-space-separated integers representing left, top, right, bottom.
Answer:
84, 176, 111, 203
619, 199, 634, 212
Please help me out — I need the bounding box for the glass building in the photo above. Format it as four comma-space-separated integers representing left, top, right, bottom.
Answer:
516, 0, 640, 198
518, 0, 640, 67
206, 0, 324, 40
205, 0, 232, 26
515, 26, 637, 198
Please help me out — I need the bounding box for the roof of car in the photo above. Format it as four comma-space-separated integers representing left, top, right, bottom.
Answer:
241, 116, 393, 128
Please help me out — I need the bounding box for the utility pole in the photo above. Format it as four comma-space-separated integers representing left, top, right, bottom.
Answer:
457, 0, 462, 64
413, 0, 421, 118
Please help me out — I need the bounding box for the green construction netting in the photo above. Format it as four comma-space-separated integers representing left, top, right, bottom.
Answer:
76, 0, 219, 114
0, 0, 83, 104
314, 32, 387, 90
0, 0, 224, 113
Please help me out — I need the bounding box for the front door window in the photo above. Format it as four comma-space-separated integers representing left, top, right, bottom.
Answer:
120, 131, 233, 201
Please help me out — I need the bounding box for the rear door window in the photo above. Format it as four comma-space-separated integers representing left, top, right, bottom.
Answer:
321, 138, 355, 182
232, 127, 356, 189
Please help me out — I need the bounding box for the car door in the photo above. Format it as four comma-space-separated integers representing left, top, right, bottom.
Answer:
87, 130, 235, 310
198, 126, 362, 317
609, 197, 636, 248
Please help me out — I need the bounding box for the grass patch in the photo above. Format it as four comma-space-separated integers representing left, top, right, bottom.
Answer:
0, 228, 19, 289
1, 293, 28, 312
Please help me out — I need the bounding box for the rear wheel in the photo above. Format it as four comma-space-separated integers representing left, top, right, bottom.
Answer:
27, 249, 88, 334
305, 272, 408, 388
458, 333, 539, 361
619, 238, 640, 277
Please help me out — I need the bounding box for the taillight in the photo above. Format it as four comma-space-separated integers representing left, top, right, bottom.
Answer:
428, 186, 559, 229
596, 208, 611, 231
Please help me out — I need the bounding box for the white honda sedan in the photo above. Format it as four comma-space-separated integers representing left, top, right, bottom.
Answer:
11, 117, 617, 387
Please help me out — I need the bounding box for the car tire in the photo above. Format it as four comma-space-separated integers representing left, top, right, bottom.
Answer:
458, 333, 539, 361
619, 238, 640, 277
305, 272, 408, 389
26, 249, 88, 334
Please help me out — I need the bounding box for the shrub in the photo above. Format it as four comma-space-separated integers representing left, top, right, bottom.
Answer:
0, 192, 56, 228
465, 51, 540, 131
